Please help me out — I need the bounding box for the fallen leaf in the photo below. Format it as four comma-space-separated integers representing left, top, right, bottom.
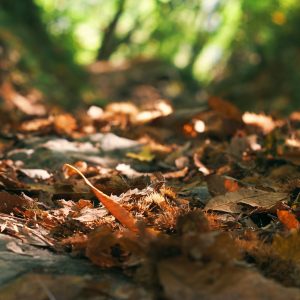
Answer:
86, 226, 143, 267
73, 207, 107, 223
0, 273, 148, 300
205, 188, 287, 214
163, 167, 189, 179
19, 169, 52, 180
63, 164, 140, 233
224, 178, 240, 192
242, 112, 276, 134
53, 114, 77, 135
193, 153, 210, 175
158, 257, 300, 300
183, 123, 197, 137
0, 191, 34, 214
277, 210, 300, 231
41, 139, 98, 153
89, 133, 140, 151
75, 199, 93, 210
87, 105, 104, 119
208, 97, 242, 122
19, 118, 52, 132
206, 175, 240, 196
0, 81, 46, 116
126, 146, 155, 162
116, 163, 144, 178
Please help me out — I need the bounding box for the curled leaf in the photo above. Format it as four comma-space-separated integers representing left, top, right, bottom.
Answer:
63, 164, 140, 233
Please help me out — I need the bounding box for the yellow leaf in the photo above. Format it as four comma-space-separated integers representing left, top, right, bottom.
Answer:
126, 146, 155, 162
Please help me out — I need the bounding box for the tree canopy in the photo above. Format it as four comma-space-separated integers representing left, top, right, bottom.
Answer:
1, 0, 300, 111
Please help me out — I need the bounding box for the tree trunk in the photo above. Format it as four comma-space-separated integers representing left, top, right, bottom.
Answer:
97, 0, 127, 60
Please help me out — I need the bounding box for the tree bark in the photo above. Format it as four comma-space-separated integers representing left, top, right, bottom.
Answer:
97, 0, 127, 60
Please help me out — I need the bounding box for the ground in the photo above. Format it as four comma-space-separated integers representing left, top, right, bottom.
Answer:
0, 82, 300, 299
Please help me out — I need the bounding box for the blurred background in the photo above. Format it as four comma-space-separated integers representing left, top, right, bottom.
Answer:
1, 0, 300, 114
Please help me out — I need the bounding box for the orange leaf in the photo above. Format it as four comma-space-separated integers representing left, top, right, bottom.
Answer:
63, 164, 140, 233
183, 123, 197, 137
224, 179, 239, 192
76, 199, 93, 210
277, 210, 300, 231
54, 114, 77, 135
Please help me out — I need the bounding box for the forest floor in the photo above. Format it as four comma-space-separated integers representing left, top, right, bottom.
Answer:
0, 68, 300, 299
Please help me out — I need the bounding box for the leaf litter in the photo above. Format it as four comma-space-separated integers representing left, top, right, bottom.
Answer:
1, 97, 300, 299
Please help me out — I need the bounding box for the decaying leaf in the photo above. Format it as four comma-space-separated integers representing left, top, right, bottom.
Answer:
206, 175, 241, 196
2, 60, 300, 299
86, 226, 143, 267
64, 164, 141, 233
208, 97, 242, 122
158, 257, 300, 300
205, 188, 288, 214
53, 114, 77, 135
0, 273, 149, 300
0, 191, 35, 214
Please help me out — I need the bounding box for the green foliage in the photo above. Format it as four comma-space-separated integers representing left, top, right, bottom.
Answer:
213, 0, 300, 112
2, 0, 300, 111
36, 0, 228, 71
0, 0, 86, 109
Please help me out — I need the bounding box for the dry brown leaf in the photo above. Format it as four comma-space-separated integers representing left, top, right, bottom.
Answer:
60, 233, 88, 254
75, 199, 93, 210
207, 175, 240, 196
54, 114, 77, 135
208, 97, 242, 122
63, 164, 140, 233
73, 207, 107, 223
0, 191, 34, 214
0, 272, 148, 300
205, 188, 287, 214
19, 118, 52, 132
158, 257, 300, 300
86, 226, 143, 267
0, 81, 46, 116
